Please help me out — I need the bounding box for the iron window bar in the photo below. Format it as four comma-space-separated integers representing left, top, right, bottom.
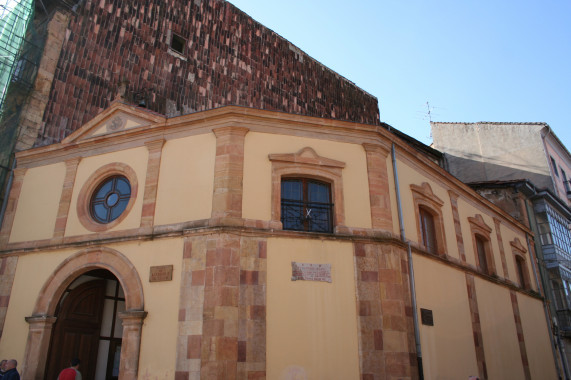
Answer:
281, 199, 333, 233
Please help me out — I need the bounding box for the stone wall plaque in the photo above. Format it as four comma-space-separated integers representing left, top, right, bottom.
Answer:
420, 308, 434, 326
149, 265, 173, 282
107, 116, 125, 132
291, 262, 332, 283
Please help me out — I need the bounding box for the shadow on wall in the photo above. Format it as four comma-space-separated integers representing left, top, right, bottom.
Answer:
443, 153, 553, 191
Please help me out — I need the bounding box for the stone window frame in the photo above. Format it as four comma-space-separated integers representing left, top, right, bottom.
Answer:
269, 147, 346, 232
410, 182, 447, 256
468, 214, 496, 275
511, 237, 531, 289
77, 163, 138, 232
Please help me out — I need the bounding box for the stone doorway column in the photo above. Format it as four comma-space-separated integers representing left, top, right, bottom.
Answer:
118, 310, 148, 380
22, 315, 57, 380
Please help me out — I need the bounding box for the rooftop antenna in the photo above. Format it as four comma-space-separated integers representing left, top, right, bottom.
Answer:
425, 101, 433, 122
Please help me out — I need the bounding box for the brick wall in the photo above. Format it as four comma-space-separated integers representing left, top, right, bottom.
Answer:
35, 0, 380, 145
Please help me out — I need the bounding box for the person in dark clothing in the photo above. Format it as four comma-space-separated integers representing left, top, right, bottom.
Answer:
2, 360, 19, 380
0, 359, 7, 378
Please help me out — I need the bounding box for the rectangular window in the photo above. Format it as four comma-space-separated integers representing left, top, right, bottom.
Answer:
170, 33, 186, 54
515, 256, 527, 289
562, 169, 570, 192
551, 156, 560, 177
419, 207, 437, 254
476, 235, 489, 274
281, 178, 333, 233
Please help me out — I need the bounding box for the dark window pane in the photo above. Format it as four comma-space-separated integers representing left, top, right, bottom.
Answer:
420, 207, 437, 254
476, 235, 488, 274
306, 204, 332, 232
308, 181, 329, 203
516, 257, 526, 288
281, 200, 304, 231
282, 180, 302, 201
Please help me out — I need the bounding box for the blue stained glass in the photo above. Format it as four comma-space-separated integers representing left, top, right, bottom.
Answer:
116, 177, 131, 195
90, 175, 131, 223
93, 204, 108, 221
106, 193, 119, 207
110, 199, 128, 220
94, 181, 112, 200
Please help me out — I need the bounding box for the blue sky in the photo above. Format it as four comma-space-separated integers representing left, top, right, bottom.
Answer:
229, 0, 571, 149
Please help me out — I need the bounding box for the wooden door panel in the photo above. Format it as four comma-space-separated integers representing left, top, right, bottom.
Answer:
45, 280, 105, 380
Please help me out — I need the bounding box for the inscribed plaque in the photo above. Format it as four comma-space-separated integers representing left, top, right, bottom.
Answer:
291, 262, 332, 283
149, 265, 173, 282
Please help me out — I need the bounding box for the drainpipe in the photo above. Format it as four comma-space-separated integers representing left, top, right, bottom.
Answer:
0, 158, 15, 230
524, 200, 569, 379
391, 143, 423, 379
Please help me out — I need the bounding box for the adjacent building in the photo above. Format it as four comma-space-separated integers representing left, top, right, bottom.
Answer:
432, 121, 571, 375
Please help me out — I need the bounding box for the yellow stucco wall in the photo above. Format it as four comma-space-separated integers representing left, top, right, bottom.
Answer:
413, 254, 478, 379
65, 147, 148, 236
154, 133, 216, 225
116, 239, 183, 378
10, 163, 66, 243
266, 238, 360, 379
0, 249, 74, 364
243, 132, 372, 229
516, 292, 558, 379
475, 277, 525, 380
0, 238, 183, 378
395, 160, 459, 260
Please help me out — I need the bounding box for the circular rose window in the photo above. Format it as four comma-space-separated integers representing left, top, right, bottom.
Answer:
90, 175, 132, 223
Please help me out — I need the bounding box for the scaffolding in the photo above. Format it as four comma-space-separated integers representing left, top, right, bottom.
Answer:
0, 0, 35, 222
0, 0, 35, 111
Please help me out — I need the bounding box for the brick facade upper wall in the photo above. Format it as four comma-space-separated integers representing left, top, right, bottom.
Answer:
36, 0, 380, 145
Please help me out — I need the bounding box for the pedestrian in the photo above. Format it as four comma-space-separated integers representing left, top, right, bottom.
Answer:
0, 359, 6, 378
2, 360, 19, 380
57, 358, 82, 380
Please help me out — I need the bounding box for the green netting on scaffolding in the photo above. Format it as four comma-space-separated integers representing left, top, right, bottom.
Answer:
0, 0, 34, 111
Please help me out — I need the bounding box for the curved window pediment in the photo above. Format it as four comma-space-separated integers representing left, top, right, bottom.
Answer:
411, 182, 447, 255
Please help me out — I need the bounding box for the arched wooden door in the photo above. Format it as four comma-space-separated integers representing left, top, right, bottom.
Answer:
45, 280, 105, 380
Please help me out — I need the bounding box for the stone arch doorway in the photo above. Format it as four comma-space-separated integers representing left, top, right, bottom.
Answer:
21, 248, 146, 380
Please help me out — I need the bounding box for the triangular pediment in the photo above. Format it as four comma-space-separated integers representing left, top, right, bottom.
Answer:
62, 101, 166, 144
